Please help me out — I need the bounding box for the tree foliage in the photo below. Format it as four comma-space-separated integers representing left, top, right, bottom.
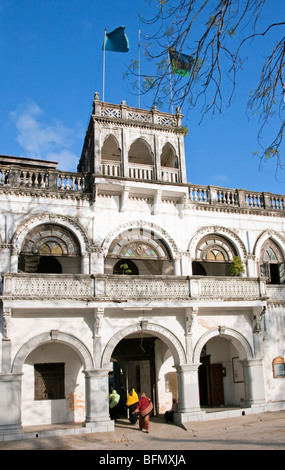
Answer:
131, 0, 285, 169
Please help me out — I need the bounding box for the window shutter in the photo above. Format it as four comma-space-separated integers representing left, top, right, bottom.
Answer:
278, 262, 285, 284
260, 262, 270, 280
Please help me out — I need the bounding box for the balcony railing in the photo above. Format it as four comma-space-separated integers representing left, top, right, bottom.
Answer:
1, 273, 267, 302
1, 160, 284, 213
188, 185, 285, 212
102, 160, 121, 177
128, 164, 154, 181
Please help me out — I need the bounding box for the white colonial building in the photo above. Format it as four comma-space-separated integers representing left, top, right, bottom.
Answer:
0, 93, 285, 438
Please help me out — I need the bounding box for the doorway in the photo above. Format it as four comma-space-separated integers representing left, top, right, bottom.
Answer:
198, 336, 246, 408
109, 337, 156, 417
198, 355, 224, 406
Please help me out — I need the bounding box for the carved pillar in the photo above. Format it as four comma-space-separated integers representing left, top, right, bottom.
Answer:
185, 307, 198, 362
93, 308, 104, 369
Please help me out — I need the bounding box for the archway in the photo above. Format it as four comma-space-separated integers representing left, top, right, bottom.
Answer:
101, 322, 186, 417
12, 331, 94, 426
194, 327, 253, 408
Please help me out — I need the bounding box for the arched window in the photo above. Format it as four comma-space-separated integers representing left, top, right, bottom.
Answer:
18, 224, 81, 274
160, 143, 179, 183
101, 135, 121, 162
101, 135, 121, 176
260, 239, 285, 284
161, 143, 178, 168
128, 138, 153, 165
105, 228, 173, 275
193, 235, 237, 276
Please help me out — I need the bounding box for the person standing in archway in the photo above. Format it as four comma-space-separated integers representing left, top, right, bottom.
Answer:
133, 392, 153, 433
126, 388, 139, 424
109, 389, 120, 422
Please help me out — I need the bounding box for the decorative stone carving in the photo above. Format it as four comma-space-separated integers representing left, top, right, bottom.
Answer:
253, 306, 266, 334
185, 308, 198, 336
2, 307, 11, 339
188, 225, 247, 260
102, 220, 180, 259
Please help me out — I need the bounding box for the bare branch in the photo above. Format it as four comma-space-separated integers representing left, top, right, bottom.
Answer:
125, 0, 285, 171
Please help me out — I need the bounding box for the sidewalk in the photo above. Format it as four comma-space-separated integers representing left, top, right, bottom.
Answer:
0, 409, 285, 450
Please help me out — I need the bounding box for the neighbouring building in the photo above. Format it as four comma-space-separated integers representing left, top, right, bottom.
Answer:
0, 92, 285, 438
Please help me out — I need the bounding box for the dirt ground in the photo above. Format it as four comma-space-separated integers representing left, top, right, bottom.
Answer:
0, 410, 285, 452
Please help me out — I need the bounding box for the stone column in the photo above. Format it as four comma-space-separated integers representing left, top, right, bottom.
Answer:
121, 128, 129, 178
247, 254, 257, 277
0, 373, 23, 433
174, 363, 205, 426
81, 254, 90, 274
241, 358, 266, 408
173, 258, 181, 275
83, 369, 114, 431
10, 250, 18, 273
93, 248, 105, 275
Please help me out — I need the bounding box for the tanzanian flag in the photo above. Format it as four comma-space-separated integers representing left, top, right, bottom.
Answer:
169, 49, 194, 77
104, 26, 129, 52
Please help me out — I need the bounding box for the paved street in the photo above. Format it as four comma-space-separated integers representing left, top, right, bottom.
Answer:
0, 410, 284, 451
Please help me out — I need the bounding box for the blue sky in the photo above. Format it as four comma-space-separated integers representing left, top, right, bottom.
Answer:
0, 0, 284, 194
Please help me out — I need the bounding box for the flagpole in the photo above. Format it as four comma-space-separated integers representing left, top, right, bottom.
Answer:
103, 29, 106, 102
138, 29, 141, 108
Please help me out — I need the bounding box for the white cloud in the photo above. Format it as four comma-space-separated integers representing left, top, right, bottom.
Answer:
10, 102, 80, 171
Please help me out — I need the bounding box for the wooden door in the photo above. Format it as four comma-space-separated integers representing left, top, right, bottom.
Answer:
210, 363, 224, 406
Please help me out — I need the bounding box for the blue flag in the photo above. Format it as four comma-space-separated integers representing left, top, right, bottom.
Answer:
104, 26, 129, 53
169, 49, 194, 77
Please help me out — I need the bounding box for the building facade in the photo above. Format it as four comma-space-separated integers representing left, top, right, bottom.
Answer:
0, 93, 285, 436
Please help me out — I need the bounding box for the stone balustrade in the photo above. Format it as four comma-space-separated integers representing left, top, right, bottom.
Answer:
102, 161, 121, 177
93, 95, 182, 129
128, 163, 154, 181
1, 161, 284, 213
188, 184, 285, 212
1, 273, 267, 302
